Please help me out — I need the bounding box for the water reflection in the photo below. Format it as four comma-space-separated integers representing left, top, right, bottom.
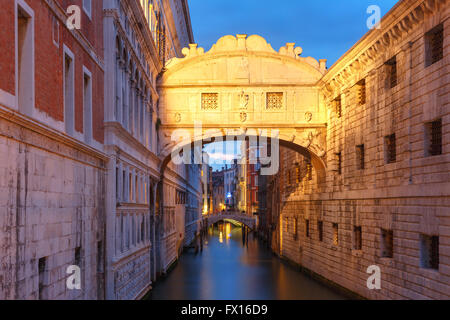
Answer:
148, 223, 347, 300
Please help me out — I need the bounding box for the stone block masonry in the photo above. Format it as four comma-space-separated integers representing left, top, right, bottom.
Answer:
264, 0, 450, 300
0, 116, 106, 300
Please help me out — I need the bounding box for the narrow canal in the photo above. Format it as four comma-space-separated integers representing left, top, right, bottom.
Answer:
148, 222, 347, 300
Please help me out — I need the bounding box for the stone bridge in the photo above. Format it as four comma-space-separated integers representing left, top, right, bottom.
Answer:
203, 212, 257, 230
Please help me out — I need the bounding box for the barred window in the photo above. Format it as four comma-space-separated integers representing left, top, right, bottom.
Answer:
335, 152, 342, 175
334, 95, 342, 118
425, 119, 442, 156
266, 92, 283, 109
385, 56, 397, 89
201, 93, 219, 110
305, 219, 310, 238
420, 235, 439, 270
332, 223, 339, 246
306, 161, 313, 181
381, 229, 393, 258
293, 217, 298, 240
426, 24, 444, 67
356, 79, 366, 105
318, 221, 323, 242
354, 226, 362, 250
356, 144, 365, 170
385, 134, 396, 164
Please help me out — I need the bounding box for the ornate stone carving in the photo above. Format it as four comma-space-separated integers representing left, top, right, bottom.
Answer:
174, 113, 181, 123
305, 112, 313, 122
298, 129, 326, 158
239, 91, 249, 109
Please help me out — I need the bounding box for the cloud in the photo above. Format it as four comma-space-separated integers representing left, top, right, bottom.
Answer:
207, 152, 238, 163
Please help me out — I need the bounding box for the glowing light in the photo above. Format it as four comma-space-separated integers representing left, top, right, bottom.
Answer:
219, 232, 223, 243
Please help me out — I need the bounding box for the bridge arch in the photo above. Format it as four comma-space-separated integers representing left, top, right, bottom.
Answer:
204, 213, 258, 231
158, 131, 327, 183
157, 34, 329, 181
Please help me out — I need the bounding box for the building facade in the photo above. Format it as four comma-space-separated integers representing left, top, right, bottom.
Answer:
102, 0, 197, 299
0, 0, 200, 300
0, 0, 106, 299
263, 0, 450, 300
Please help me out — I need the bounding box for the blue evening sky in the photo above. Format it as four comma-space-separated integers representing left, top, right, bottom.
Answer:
189, 0, 399, 67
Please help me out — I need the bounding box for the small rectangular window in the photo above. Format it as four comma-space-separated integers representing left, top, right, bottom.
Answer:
425, 119, 442, 157
425, 24, 444, 67
356, 79, 366, 105
318, 221, 323, 242
354, 226, 362, 250
306, 161, 313, 181
334, 95, 342, 118
305, 219, 310, 238
335, 152, 342, 175
385, 134, 396, 164
293, 217, 298, 240
266, 92, 284, 109
386, 56, 397, 89
420, 234, 439, 270
356, 144, 365, 170
381, 229, 394, 258
38, 257, 48, 300
97, 241, 103, 273
75, 247, 82, 266
332, 223, 339, 246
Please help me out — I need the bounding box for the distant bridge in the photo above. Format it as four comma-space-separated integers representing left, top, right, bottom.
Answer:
203, 212, 257, 230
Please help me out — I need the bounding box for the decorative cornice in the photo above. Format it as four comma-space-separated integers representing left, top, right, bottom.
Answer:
0, 104, 108, 165
319, 0, 447, 101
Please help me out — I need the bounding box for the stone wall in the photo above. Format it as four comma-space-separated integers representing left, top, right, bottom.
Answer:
0, 117, 106, 300
266, 0, 450, 300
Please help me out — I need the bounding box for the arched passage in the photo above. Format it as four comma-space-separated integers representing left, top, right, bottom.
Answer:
158, 132, 327, 184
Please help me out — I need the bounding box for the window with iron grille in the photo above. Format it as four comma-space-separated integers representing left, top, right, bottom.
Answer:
385, 56, 397, 89
354, 226, 362, 250
75, 247, 82, 266
381, 229, 394, 258
426, 24, 444, 67
293, 217, 298, 240
306, 161, 313, 181
356, 144, 365, 170
385, 134, 396, 164
356, 79, 366, 105
305, 219, 310, 238
425, 119, 442, 156
266, 92, 284, 109
332, 223, 339, 246
335, 152, 342, 174
420, 234, 439, 270
318, 221, 323, 242
201, 93, 219, 110
38, 257, 48, 300
334, 95, 342, 118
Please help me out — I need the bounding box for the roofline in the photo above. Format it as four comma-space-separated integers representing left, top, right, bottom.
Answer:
324, 0, 413, 80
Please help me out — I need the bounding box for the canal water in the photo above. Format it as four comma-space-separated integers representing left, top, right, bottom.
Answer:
148, 222, 347, 300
